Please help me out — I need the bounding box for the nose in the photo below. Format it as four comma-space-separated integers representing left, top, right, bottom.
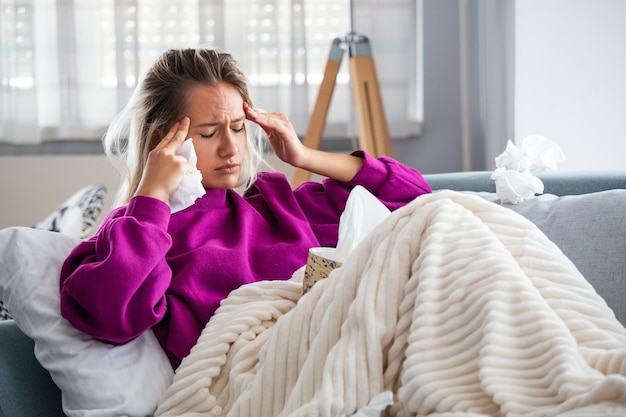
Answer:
218, 129, 238, 158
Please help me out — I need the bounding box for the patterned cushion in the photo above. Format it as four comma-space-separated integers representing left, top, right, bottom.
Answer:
33, 184, 107, 239
0, 300, 10, 321
0, 184, 108, 320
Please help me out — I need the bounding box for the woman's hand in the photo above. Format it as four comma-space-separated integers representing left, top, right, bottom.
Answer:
244, 103, 310, 168
245, 103, 365, 183
135, 117, 194, 203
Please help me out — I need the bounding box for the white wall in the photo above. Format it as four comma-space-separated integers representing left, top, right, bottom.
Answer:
0, 155, 119, 230
515, 0, 626, 171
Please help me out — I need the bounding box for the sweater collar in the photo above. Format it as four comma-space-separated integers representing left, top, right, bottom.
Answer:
192, 187, 231, 209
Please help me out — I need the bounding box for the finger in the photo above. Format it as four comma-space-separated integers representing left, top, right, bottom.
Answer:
166, 116, 190, 146
156, 117, 190, 152
243, 102, 257, 121
244, 103, 267, 126
244, 105, 277, 127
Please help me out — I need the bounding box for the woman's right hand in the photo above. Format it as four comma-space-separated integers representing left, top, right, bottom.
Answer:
134, 117, 194, 203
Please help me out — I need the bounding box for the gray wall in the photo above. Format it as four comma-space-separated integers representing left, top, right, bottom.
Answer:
393, 0, 465, 174
393, 0, 512, 174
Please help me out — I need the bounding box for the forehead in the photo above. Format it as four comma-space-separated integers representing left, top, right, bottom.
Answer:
184, 83, 244, 120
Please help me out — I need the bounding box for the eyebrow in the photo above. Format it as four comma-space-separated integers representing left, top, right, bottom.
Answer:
193, 116, 246, 128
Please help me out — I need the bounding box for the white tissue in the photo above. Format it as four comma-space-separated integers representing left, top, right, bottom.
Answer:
491, 167, 544, 204
335, 186, 391, 262
492, 135, 564, 204
493, 140, 529, 172
168, 139, 206, 213
495, 135, 565, 172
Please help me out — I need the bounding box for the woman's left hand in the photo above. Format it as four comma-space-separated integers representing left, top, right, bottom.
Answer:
244, 103, 310, 168
245, 102, 365, 183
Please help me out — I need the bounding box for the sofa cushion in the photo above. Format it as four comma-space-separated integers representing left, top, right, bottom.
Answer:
0, 320, 66, 417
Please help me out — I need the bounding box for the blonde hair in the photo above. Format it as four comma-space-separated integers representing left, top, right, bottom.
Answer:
104, 48, 266, 207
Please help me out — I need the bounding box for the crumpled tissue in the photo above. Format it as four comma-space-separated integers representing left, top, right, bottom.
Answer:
168, 139, 206, 213
491, 135, 565, 204
491, 167, 545, 204
335, 185, 391, 262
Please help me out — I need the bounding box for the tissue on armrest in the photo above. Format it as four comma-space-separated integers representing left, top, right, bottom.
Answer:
491, 167, 544, 204
492, 135, 565, 204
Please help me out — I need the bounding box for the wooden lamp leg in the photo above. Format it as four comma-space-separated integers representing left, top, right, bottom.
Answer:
292, 39, 344, 188
349, 53, 394, 158
291, 34, 393, 188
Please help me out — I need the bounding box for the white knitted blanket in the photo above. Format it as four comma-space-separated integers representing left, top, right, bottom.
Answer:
154, 191, 626, 417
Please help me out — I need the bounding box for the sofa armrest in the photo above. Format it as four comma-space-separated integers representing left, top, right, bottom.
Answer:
424, 170, 626, 196
0, 320, 65, 417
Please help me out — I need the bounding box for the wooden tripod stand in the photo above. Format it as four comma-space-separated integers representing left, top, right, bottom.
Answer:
291, 33, 394, 187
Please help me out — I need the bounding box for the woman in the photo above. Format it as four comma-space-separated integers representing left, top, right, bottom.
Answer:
59, 48, 431, 369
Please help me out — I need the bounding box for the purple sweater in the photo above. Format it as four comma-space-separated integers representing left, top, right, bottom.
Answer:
60, 151, 431, 368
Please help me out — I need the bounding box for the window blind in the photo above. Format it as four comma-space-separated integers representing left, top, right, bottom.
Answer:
0, 0, 421, 145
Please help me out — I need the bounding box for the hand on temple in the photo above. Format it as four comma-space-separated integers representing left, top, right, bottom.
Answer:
244, 103, 310, 168
135, 117, 195, 202
244, 103, 364, 183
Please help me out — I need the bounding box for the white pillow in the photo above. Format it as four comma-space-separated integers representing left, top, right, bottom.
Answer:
0, 227, 173, 417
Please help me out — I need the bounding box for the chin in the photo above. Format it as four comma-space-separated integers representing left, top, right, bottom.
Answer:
203, 177, 241, 190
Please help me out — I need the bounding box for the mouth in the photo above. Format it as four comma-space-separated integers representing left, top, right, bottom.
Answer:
215, 163, 240, 174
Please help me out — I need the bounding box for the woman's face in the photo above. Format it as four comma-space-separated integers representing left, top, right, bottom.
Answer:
184, 83, 248, 189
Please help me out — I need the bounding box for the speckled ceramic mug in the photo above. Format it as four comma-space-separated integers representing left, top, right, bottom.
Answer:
302, 247, 343, 294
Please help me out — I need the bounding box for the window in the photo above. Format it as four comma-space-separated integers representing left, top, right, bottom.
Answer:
0, 0, 421, 148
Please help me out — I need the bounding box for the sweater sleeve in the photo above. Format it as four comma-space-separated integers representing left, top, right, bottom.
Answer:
342, 150, 432, 210
293, 150, 432, 246
59, 195, 173, 345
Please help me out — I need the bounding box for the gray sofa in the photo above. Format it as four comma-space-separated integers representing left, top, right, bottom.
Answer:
1, 170, 625, 417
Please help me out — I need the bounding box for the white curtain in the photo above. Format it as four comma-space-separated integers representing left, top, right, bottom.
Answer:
0, 0, 419, 145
